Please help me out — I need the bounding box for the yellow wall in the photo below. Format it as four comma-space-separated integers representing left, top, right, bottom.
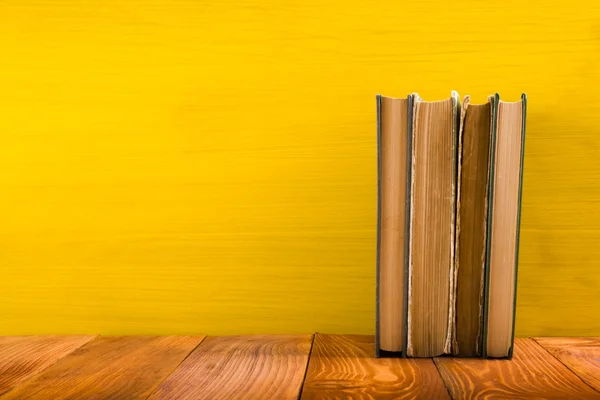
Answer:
1, 0, 599, 336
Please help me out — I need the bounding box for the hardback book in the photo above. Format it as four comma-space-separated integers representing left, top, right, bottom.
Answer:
453, 95, 493, 357
406, 92, 460, 357
482, 94, 527, 359
375, 91, 526, 359
375, 94, 412, 357
453, 93, 527, 358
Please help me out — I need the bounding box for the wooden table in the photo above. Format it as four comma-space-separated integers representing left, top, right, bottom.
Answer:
0, 335, 598, 399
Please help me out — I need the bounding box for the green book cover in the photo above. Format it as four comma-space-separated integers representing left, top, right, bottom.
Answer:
481, 93, 527, 359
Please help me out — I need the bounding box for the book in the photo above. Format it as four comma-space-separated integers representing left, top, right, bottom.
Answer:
375, 94, 412, 356
375, 91, 526, 359
453, 96, 493, 357
406, 92, 460, 357
482, 94, 527, 359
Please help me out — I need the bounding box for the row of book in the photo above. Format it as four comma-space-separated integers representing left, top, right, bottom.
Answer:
375, 92, 526, 359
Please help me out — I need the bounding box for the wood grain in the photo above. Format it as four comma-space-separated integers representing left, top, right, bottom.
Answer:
535, 337, 600, 393
435, 338, 600, 399
378, 96, 408, 352
148, 335, 312, 400
1, 336, 203, 400
408, 96, 456, 357
0, 336, 95, 396
301, 334, 450, 399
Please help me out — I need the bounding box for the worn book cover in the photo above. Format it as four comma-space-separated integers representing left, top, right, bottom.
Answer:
481, 93, 527, 359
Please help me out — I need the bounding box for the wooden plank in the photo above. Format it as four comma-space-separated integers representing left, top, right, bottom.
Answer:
1, 336, 203, 400
301, 334, 450, 399
0, 336, 95, 396
148, 335, 312, 400
535, 337, 600, 393
435, 338, 600, 399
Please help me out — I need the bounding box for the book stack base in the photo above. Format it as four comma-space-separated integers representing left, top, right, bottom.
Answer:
375, 92, 527, 359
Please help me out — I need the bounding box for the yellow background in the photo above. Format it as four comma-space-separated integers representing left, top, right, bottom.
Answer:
1, 0, 599, 336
